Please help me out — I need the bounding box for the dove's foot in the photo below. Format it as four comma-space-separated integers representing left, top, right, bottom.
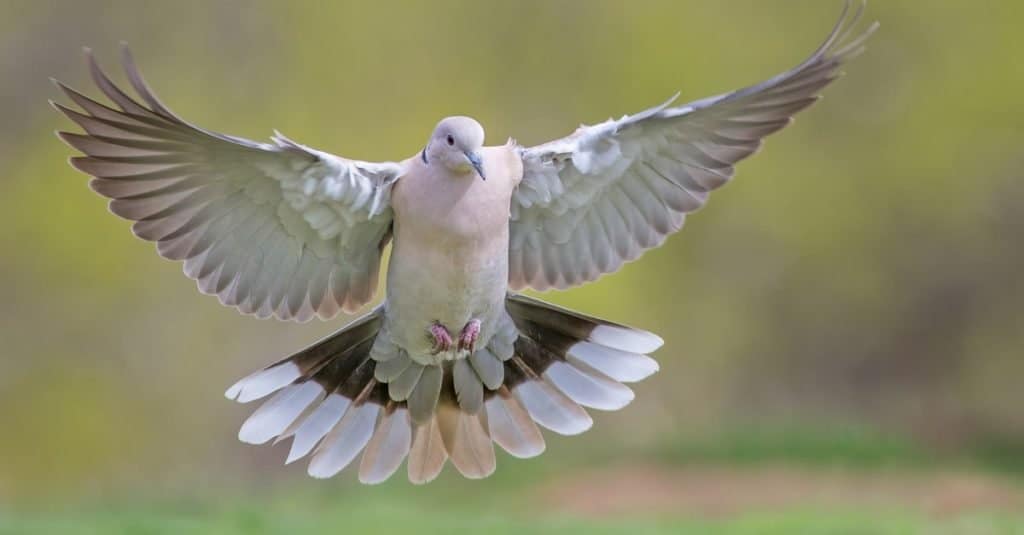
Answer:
428, 323, 453, 354
457, 319, 482, 354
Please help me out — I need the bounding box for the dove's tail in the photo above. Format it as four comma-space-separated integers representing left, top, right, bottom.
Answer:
497, 293, 663, 432
223, 295, 662, 484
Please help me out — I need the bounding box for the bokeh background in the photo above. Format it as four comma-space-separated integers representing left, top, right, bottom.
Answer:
2, 1, 1022, 532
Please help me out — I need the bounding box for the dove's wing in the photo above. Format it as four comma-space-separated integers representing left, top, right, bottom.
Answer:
54, 47, 404, 321
510, 2, 876, 291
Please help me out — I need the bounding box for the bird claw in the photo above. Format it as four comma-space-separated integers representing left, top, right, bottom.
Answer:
457, 319, 482, 354
428, 323, 453, 354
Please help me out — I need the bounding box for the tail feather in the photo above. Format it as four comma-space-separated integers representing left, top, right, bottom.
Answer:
544, 360, 634, 411
407, 364, 442, 424
238, 381, 323, 445
373, 354, 412, 382
224, 294, 662, 483
566, 341, 659, 383
285, 393, 349, 464
307, 401, 379, 479
387, 362, 424, 402
438, 370, 496, 479
452, 359, 484, 414
506, 294, 663, 354
468, 346, 504, 389
224, 309, 382, 403
437, 400, 496, 480
358, 403, 411, 484
485, 386, 546, 459
408, 417, 447, 484
508, 357, 593, 436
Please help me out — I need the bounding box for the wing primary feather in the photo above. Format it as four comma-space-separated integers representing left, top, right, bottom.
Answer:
119, 44, 179, 120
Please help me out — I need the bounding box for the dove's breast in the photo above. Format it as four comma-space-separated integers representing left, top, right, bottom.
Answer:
385, 146, 522, 360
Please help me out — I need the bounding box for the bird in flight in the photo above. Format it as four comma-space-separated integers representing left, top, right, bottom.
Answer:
54, 2, 876, 484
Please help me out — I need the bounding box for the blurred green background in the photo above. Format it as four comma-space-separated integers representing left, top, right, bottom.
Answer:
2, 0, 1022, 532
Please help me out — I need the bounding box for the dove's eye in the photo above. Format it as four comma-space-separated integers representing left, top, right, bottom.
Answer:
446, 135, 455, 146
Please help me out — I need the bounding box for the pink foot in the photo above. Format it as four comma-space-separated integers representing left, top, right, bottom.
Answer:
457, 319, 482, 353
428, 323, 453, 354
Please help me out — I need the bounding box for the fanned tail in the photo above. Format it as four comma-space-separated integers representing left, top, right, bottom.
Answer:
225, 295, 662, 484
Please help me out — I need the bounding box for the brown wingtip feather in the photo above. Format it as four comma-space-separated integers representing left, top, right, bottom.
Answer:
54, 131, 88, 152
84, 45, 150, 116
68, 156, 92, 174
119, 43, 175, 118
49, 101, 88, 126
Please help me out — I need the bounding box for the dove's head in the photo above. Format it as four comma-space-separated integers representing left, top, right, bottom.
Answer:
423, 116, 486, 180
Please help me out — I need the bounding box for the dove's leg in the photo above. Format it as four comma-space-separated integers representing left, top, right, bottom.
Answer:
457, 318, 482, 353
428, 322, 453, 354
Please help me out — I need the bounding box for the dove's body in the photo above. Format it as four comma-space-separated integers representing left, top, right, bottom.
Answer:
388, 145, 523, 362
54, 1, 875, 485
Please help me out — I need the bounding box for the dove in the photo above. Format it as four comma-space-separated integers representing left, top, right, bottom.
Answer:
53, 2, 877, 484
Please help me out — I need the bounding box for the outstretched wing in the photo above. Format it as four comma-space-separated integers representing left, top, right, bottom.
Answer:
510, 2, 877, 291
54, 46, 404, 321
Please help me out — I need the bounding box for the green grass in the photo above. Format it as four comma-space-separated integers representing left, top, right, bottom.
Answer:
659, 426, 927, 467
6, 428, 1024, 534
3, 501, 1024, 535
650, 426, 1024, 477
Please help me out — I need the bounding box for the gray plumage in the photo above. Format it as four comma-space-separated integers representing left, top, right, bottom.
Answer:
54, 2, 877, 483
453, 359, 484, 414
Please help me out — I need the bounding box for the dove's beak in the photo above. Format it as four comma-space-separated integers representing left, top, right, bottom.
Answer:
465, 151, 485, 180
